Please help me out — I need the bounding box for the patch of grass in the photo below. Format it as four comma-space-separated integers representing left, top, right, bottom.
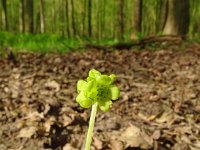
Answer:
0, 32, 82, 53
3, 32, 197, 54
0, 32, 128, 53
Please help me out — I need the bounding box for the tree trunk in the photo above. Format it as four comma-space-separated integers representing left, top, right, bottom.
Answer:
162, 0, 190, 36
88, 0, 92, 38
60, 0, 65, 36
19, 0, 24, 33
39, 0, 45, 33
71, 0, 76, 37
35, 10, 40, 33
118, 0, 125, 40
65, 0, 70, 38
51, 0, 56, 33
25, 0, 34, 33
1, 0, 8, 31
81, 0, 87, 37
156, 0, 168, 32
100, 0, 106, 39
96, 0, 100, 39
0, 7, 2, 30
9, 0, 14, 31
131, 0, 143, 40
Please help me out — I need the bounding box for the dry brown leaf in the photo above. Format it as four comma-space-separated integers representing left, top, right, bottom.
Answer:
151, 130, 161, 140
24, 111, 44, 122
44, 116, 56, 132
172, 143, 190, 150
62, 115, 73, 126
155, 111, 174, 123
93, 136, 103, 150
17, 126, 36, 138
45, 80, 60, 91
121, 125, 152, 149
63, 143, 78, 150
155, 105, 174, 124
189, 145, 200, 150
109, 139, 124, 150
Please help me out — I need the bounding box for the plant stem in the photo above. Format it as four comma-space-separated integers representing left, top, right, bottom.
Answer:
85, 102, 98, 150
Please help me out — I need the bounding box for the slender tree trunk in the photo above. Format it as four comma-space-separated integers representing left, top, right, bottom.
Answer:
9, 0, 14, 31
88, 0, 92, 38
1, 0, 8, 31
118, 0, 125, 40
131, 0, 142, 40
65, 0, 70, 38
60, 0, 65, 36
35, 11, 40, 33
25, 0, 34, 33
0, 6, 2, 30
100, 0, 106, 39
81, 0, 87, 37
71, 0, 76, 37
80, 0, 84, 37
112, 1, 117, 39
156, 0, 168, 32
162, 0, 190, 36
51, 0, 56, 33
39, 0, 45, 33
96, 0, 100, 39
19, 0, 24, 33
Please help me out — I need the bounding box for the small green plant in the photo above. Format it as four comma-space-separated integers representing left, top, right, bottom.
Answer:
76, 69, 120, 150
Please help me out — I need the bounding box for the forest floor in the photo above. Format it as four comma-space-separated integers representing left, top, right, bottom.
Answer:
0, 41, 200, 150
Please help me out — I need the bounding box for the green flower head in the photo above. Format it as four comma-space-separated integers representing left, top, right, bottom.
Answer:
76, 69, 120, 112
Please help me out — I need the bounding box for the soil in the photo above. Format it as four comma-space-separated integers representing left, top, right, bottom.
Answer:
0, 43, 200, 150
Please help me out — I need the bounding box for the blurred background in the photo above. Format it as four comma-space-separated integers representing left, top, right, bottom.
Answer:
1, 1, 200, 149
0, 0, 199, 52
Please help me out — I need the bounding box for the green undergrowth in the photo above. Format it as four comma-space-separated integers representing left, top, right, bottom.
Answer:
0, 32, 83, 53
0, 32, 199, 54
0, 32, 122, 53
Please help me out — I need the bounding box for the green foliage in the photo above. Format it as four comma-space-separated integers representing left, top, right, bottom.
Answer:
1, 0, 200, 39
1, 0, 200, 53
76, 69, 120, 112
0, 32, 130, 53
189, 0, 200, 37
0, 32, 81, 53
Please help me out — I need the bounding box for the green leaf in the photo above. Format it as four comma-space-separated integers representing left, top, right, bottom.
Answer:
109, 74, 116, 84
98, 99, 112, 112
86, 80, 96, 91
86, 88, 98, 102
76, 92, 92, 108
77, 80, 87, 92
89, 69, 101, 79
86, 76, 93, 81
97, 75, 111, 85
110, 86, 120, 100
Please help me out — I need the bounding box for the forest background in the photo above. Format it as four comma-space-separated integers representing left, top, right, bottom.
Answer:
0, 0, 198, 52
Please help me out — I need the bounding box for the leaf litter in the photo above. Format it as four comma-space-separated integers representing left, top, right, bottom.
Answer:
0, 43, 200, 150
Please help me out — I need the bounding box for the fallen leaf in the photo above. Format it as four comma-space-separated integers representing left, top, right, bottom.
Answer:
63, 143, 78, 150
44, 116, 56, 132
121, 125, 152, 149
109, 139, 124, 150
45, 80, 60, 91
151, 130, 161, 140
93, 136, 103, 150
17, 126, 36, 138
155, 105, 174, 124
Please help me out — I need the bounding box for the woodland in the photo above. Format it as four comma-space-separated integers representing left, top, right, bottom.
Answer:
0, 0, 200, 150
